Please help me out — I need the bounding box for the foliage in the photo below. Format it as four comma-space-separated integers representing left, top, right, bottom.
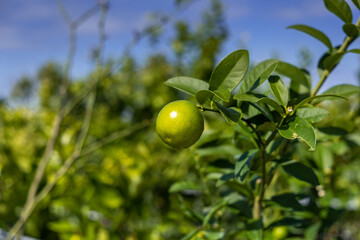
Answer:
1, 0, 360, 239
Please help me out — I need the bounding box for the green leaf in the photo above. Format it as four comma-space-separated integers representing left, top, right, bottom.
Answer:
239, 59, 279, 93
324, 0, 353, 23
215, 102, 242, 124
235, 149, 258, 183
296, 107, 328, 123
348, 48, 360, 54
281, 161, 320, 186
203, 231, 225, 240
268, 75, 289, 106
249, 101, 274, 122
165, 76, 209, 97
287, 24, 332, 51
169, 181, 202, 193
216, 172, 235, 187
316, 144, 334, 174
343, 23, 360, 37
322, 84, 360, 97
268, 217, 309, 228
294, 94, 347, 111
196, 145, 242, 157
351, 0, 360, 9
180, 229, 201, 240
234, 93, 285, 115
196, 89, 214, 105
276, 62, 310, 88
270, 193, 304, 211
209, 50, 249, 101
278, 117, 316, 150
323, 52, 345, 70
203, 201, 227, 226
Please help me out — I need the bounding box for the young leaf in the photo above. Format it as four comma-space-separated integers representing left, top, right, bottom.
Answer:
169, 181, 202, 193
322, 84, 360, 97
287, 24, 332, 51
281, 161, 320, 186
165, 76, 209, 96
352, 0, 360, 9
343, 23, 360, 37
276, 62, 310, 88
239, 59, 279, 94
324, 0, 353, 23
278, 117, 316, 150
209, 50, 249, 101
235, 149, 258, 183
293, 94, 347, 111
349, 49, 360, 54
296, 107, 329, 123
268, 75, 289, 106
215, 102, 242, 124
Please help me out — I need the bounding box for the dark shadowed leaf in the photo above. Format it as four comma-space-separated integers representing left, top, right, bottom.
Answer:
281, 161, 320, 186
234, 93, 285, 115
296, 107, 328, 123
323, 52, 345, 70
238, 59, 279, 93
209, 50, 249, 101
343, 23, 359, 37
215, 102, 242, 124
287, 24, 332, 51
235, 149, 258, 183
268, 217, 310, 228
270, 193, 304, 211
324, 0, 353, 23
268, 75, 289, 106
196, 89, 214, 105
278, 117, 316, 150
352, 0, 360, 9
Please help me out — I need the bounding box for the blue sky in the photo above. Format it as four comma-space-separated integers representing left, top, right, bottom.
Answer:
0, 0, 359, 98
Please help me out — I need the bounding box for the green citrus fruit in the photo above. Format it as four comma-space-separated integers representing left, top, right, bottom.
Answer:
156, 100, 204, 149
272, 226, 288, 239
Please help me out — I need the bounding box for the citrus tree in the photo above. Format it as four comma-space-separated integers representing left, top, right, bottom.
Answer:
157, 0, 360, 239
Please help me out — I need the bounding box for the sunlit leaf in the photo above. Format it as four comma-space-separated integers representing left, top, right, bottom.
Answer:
322, 84, 360, 97
278, 117, 316, 150
268, 75, 289, 106
169, 181, 202, 193
209, 50, 249, 101
238, 59, 279, 93
287, 24, 332, 51
296, 107, 328, 123
276, 62, 310, 88
324, 0, 353, 23
294, 94, 347, 111
165, 76, 209, 96
323, 52, 345, 70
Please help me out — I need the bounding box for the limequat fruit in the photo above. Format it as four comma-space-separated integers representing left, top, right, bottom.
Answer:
156, 100, 204, 148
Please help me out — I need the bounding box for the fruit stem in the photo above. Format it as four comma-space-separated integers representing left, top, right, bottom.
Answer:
311, 15, 360, 96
